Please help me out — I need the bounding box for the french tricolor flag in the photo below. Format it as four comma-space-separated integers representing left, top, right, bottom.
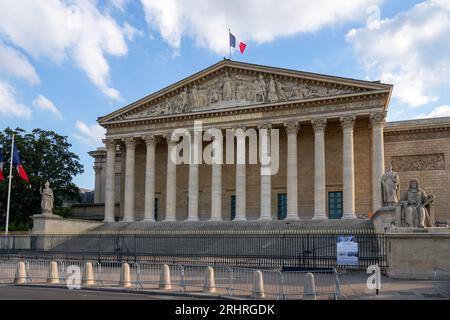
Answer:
229, 31, 247, 54
0, 148, 4, 182
12, 145, 29, 184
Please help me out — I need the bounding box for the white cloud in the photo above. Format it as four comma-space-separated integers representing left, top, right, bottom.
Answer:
32, 94, 62, 120
417, 105, 450, 118
123, 22, 143, 41
140, 0, 382, 54
347, 0, 450, 107
0, 41, 39, 84
111, 0, 128, 12
73, 121, 106, 147
0, 0, 135, 100
0, 81, 32, 119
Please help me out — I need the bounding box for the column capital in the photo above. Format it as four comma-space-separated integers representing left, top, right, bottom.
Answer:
311, 118, 327, 132
340, 115, 356, 130
164, 133, 178, 146
188, 129, 203, 138
93, 165, 103, 173
122, 137, 137, 148
369, 111, 386, 128
257, 123, 272, 130
233, 125, 247, 131
284, 121, 300, 134
143, 135, 156, 146
103, 138, 116, 149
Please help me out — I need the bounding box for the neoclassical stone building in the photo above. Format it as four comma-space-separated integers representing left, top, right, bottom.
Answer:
79, 60, 450, 224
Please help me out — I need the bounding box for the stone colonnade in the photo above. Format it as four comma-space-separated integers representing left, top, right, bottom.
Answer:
102, 112, 386, 222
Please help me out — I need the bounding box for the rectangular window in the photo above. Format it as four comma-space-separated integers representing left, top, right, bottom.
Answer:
277, 193, 287, 220
230, 195, 236, 220
328, 192, 343, 219
154, 198, 159, 221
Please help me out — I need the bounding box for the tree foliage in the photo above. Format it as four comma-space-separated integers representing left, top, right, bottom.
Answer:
0, 128, 84, 229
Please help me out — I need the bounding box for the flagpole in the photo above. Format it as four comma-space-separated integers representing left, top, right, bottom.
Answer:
5, 134, 14, 235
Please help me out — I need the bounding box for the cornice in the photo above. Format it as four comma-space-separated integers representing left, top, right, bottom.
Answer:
101, 90, 389, 129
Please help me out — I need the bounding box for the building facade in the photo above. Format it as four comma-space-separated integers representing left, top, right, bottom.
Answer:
81, 60, 450, 224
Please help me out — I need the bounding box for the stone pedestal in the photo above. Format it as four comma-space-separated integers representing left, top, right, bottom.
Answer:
32, 214, 103, 250
386, 227, 450, 279
370, 206, 396, 233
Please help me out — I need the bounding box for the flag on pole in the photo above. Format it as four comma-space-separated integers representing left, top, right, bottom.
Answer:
12, 145, 29, 183
229, 31, 247, 54
229, 31, 236, 49
0, 148, 4, 182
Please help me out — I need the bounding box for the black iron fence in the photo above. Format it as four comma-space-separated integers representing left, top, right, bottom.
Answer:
0, 229, 387, 271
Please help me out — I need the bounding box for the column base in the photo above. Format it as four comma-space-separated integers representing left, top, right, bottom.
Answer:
342, 213, 357, 220
186, 218, 199, 222
120, 218, 135, 223
142, 218, 155, 223
258, 217, 273, 221
285, 214, 300, 221
163, 218, 177, 222
208, 218, 222, 222
312, 215, 328, 220
233, 217, 247, 222
103, 218, 116, 223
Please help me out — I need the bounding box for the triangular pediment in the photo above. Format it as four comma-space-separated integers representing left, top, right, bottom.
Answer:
99, 60, 392, 124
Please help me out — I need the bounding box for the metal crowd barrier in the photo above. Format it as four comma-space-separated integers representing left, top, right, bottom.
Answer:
0, 258, 341, 299
433, 267, 450, 297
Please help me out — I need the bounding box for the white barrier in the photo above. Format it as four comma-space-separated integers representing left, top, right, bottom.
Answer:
204, 266, 215, 293
0, 258, 341, 299
252, 270, 265, 298
119, 262, 132, 288
47, 261, 60, 284
159, 264, 172, 290
14, 261, 27, 284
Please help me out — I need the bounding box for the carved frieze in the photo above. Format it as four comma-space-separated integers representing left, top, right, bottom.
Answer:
391, 154, 445, 172
119, 69, 362, 121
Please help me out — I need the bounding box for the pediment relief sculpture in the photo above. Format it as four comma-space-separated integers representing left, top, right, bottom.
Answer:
119, 70, 366, 121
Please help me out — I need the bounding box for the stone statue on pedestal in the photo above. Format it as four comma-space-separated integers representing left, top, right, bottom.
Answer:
40, 181, 54, 215
381, 165, 400, 207
396, 179, 435, 228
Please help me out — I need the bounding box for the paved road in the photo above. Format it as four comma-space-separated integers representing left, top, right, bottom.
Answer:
0, 285, 195, 300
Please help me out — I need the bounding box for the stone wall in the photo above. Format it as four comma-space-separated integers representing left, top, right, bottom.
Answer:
386, 229, 450, 279
384, 130, 450, 223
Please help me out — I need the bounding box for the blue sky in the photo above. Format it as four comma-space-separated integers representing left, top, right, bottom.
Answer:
0, 0, 449, 189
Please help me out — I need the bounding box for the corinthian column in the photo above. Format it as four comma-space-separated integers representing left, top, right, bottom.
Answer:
93, 165, 102, 204
187, 131, 201, 221
143, 135, 156, 222
370, 112, 386, 212
165, 135, 177, 221
122, 137, 136, 222
340, 115, 356, 219
285, 121, 299, 220
311, 119, 327, 220
234, 126, 247, 221
259, 124, 272, 220
210, 135, 222, 221
104, 139, 116, 222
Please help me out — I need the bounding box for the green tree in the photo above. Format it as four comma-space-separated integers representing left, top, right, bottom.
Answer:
0, 128, 84, 230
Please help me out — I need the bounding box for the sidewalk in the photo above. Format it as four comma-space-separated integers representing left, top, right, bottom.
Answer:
337, 274, 449, 300
12, 274, 450, 300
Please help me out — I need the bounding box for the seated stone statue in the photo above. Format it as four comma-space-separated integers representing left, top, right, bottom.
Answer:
397, 179, 435, 228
